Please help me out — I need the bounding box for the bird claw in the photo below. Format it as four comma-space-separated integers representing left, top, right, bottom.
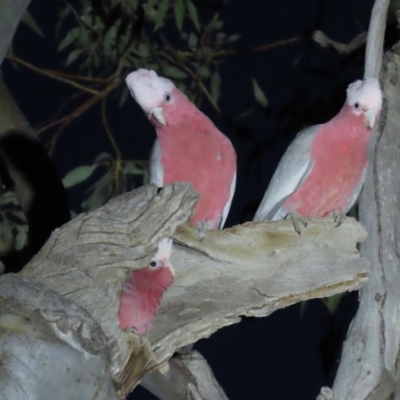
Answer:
196, 220, 210, 241
332, 210, 346, 227
286, 212, 307, 235
177, 344, 193, 354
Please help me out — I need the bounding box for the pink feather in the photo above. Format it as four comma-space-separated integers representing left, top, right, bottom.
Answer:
118, 238, 174, 334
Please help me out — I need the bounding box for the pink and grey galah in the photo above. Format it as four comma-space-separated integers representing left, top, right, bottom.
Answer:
126, 69, 237, 230
253, 77, 382, 226
118, 238, 174, 334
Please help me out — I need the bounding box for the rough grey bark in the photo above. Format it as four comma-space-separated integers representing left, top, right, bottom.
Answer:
319, 1, 400, 398
13, 182, 369, 398
141, 350, 229, 400
329, 51, 400, 400
0, 274, 117, 400
0, 0, 30, 66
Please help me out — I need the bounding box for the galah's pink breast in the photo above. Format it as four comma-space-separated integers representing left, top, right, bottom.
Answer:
158, 119, 236, 228
283, 108, 373, 217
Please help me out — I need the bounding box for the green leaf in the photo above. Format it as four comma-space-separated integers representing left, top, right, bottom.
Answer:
163, 66, 188, 79
82, 190, 107, 212
62, 165, 100, 188
323, 293, 344, 315
145, 0, 159, 12
21, 10, 45, 37
58, 28, 80, 52
155, 0, 169, 31
119, 86, 130, 108
188, 32, 198, 49
12, 211, 27, 224
186, 0, 200, 30
2, 219, 12, 243
174, 0, 185, 31
0, 192, 19, 206
227, 34, 241, 42
252, 78, 269, 108
211, 71, 221, 104
15, 228, 27, 250
94, 153, 112, 164
123, 161, 145, 175
66, 48, 83, 66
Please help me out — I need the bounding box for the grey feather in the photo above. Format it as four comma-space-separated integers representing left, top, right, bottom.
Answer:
149, 139, 164, 187
218, 172, 236, 229
253, 125, 320, 221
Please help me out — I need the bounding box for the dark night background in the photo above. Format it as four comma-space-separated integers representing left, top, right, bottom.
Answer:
1, 0, 389, 398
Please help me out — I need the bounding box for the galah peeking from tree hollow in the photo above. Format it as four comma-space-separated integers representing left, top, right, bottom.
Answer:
126, 69, 237, 230
118, 238, 174, 334
253, 77, 382, 230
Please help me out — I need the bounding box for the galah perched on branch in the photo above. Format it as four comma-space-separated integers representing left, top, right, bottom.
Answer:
254, 77, 382, 231
126, 69, 237, 230
119, 238, 175, 335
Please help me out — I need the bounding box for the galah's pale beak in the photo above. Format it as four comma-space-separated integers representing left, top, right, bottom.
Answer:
167, 263, 175, 278
364, 107, 379, 129
151, 107, 167, 126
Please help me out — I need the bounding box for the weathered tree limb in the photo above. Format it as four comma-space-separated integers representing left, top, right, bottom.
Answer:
0, 274, 118, 400
13, 181, 368, 398
329, 52, 399, 400
0, 0, 30, 66
319, 1, 400, 399
141, 350, 229, 400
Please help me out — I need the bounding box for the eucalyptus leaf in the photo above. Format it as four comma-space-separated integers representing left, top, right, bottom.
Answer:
94, 153, 112, 164
119, 86, 130, 108
66, 48, 83, 66
123, 161, 145, 175
57, 28, 80, 52
2, 219, 12, 243
252, 78, 269, 108
155, 0, 169, 31
211, 71, 221, 104
174, 0, 185, 31
323, 293, 344, 315
15, 229, 28, 251
227, 34, 241, 42
163, 66, 188, 79
62, 165, 100, 188
0, 192, 19, 206
12, 211, 27, 223
186, 0, 200, 31
145, 0, 159, 13
188, 32, 198, 48
82, 190, 107, 212
21, 10, 45, 37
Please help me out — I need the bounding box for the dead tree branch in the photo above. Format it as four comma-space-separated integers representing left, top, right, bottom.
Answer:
7, 182, 369, 398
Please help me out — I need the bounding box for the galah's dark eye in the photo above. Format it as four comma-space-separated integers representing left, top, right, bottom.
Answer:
354, 102, 360, 109
150, 261, 157, 267
165, 93, 171, 102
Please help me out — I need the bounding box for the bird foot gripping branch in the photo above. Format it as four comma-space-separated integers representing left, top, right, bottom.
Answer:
125, 68, 237, 232
286, 212, 308, 235
253, 77, 383, 228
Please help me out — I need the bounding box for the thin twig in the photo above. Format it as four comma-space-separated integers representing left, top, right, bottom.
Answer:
213, 35, 300, 57
6, 55, 100, 95
161, 35, 221, 113
101, 97, 121, 160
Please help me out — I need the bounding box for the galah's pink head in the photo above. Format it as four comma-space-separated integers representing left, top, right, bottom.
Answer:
125, 68, 188, 127
345, 77, 382, 129
118, 238, 175, 334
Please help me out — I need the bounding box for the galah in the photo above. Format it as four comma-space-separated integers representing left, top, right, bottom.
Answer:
125, 69, 237, 230
253, 77, 382, 226
118, 238, 174, 334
